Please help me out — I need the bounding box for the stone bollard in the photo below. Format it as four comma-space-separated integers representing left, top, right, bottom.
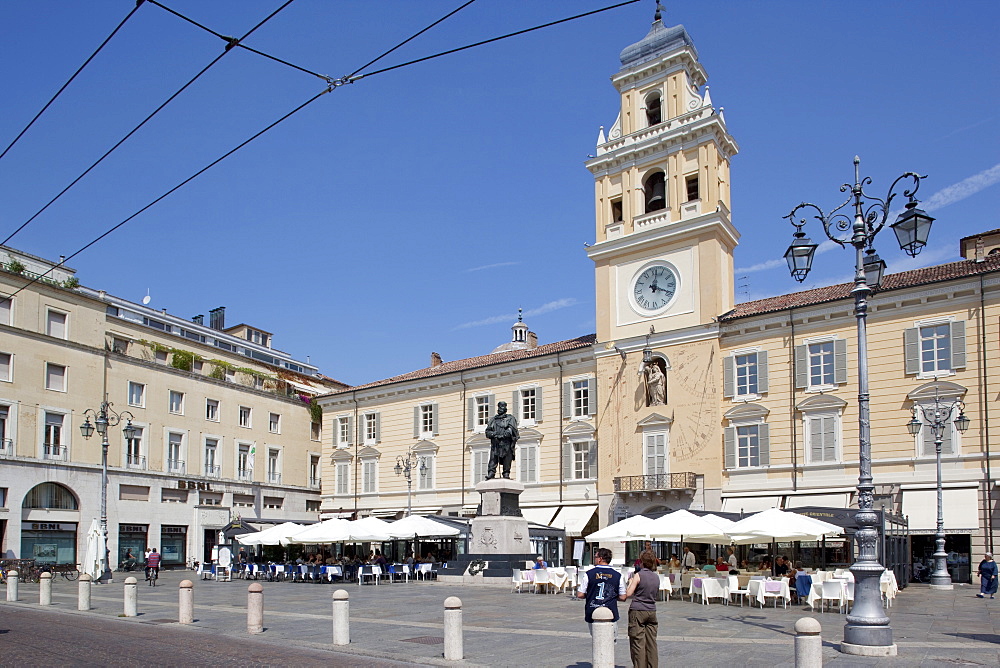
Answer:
247, 582, 263, 634
332, 589, 350, 645
39, 572, 52, 605
443, 596, 463, 661
6, 570, 18, 602
78, 574, 92, 611
124, 577, 138, 617
591, 607, 616, 668
794, 617, 822, 667
179, 580, 194, 624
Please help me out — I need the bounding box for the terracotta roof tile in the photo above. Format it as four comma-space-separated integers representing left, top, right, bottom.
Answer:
324, 334, 597, 396
721, 255, 1000, 320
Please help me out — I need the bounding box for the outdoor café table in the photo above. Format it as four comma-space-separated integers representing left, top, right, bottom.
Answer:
691, 576, 729, 605
548, 568, 570, 592
807, 579, 847, 611
881, 570, 898, 605
522, 569, 535, 583
748, 578, 791, 607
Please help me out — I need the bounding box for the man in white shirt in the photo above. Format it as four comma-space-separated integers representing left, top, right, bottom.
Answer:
682, 546, 696, 569
727, 547, 738, 570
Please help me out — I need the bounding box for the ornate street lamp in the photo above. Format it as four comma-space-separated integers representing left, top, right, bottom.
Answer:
80, 399, 135, 583
906, 388, 970, 590
783, 156, 931, 656
394, 450, 426, 517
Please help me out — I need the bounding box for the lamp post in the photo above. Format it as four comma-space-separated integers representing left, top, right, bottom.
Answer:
80, 399, 136, 583
906, 388, 970, 590
394, 450, 426, 517
783, 156, 933, 655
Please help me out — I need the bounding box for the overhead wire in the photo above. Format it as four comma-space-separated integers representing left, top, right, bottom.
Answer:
0, 0, 296, 248
3, 0, 636, 299
0, 0, 147, 163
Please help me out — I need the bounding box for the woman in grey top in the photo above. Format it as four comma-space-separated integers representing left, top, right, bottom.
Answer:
625, 550, 660, 668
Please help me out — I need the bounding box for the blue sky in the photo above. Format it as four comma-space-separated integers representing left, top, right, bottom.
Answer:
2, 1, 998, 385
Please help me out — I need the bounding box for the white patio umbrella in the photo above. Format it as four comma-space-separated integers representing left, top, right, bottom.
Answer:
286, 516, 393, 544
386, 515, 460, 539
282, 518, 349, 545
727, 508, 843, 543
585, 515, 654, 542
82, 519, 103, 580
236, 522, 306, 546
637, 509, 733, 544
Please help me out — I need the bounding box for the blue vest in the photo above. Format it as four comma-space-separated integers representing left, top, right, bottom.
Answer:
584, 566, 621, 622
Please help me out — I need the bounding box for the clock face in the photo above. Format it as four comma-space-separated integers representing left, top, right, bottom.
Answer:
631, 264, 678, 314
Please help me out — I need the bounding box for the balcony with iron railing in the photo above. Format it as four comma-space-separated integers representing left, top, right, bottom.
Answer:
309, 476, 321, 489
267, 471, 282, 484
43, 443, 67, 461
237, 468, 253, 482
613, 472, 698, 494
0, 438, 12, 457
204, 464, 221, 478
167, 459, 186, 474
126, 454, 147, 470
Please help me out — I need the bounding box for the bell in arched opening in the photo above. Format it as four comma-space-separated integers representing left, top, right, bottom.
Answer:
644, 172, 666, 213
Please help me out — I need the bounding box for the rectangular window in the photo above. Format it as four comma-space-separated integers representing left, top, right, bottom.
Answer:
338, 417, 350, 446
475, 396, 490, 427
43, 412, 64, 459
45, 363, 66, 392
119, 484, 149, 501
644, 432, 667, 475
806, 414, 839, 463
238, 406, 251, 428
420, 404, 434, 436
269, 412, 280, 434
161, 488, 187, 503
418, 455, 434, 490
920, 324, 951, 374
0, 297, 11, 325
362, 460, 377, 493
46, 309, 67, 338
267, 449, 280, 484
200, 492, 222, 505
309, 455, 320, 488
206, 399, 219, 422
336, 462, 350, 495
237, 444, 251, 480
306, 499, 321, 512
472, 449, 489, 484
167, 433, 184, 473
573, 442, 592, 480
737, 425, 760, 468
311, 422, 322, 441
520, 388, 536, 422
518, 444, 537, 483
572, 380, 590, 417
233, 494, 254, 508
364, 412, 378, 443
0, 405, 10, 453
808, 341, 836, 388
128, 381, 145, 407
685, 174, 700, 201
126, 427, 144, 469
263, 496, 283, 510
611, 199, 623, 223
168, 390, 184, 414
920, 404, 957, 456
0, 352, 10, 382
735, 354, 758, 396
204, 438, 219, 477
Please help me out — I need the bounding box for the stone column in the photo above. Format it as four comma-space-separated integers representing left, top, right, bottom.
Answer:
591, 607, 615, 668
123, 577, 138, 617
6, 570, 18, 602
247, 583, 263, 634
794, 617, 822, 667
39, 572, 52, 605
332, 589, 350, 645
179, 580, 194, 624
78, 574, 92, 611
443, 596, 463, 661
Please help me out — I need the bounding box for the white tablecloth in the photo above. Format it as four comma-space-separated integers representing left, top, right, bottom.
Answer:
747, 579, 791, 607
691, 577, 729, 605
807, 579, 855, 610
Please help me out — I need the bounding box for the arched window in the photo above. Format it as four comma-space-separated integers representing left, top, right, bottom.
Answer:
644, 171, 666, 213
645, 92, 662, 126
23, 482, 78, 510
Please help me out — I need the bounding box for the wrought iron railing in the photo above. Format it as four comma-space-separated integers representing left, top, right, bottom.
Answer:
267, 472, 282, 484
613, 472, 697, 492
167, 459, 186, 474
126, 454, 146, 469
204, 464, 221, 478
237, 469, 253, 482
43, 443, 66, 460
0, 438, 12, 456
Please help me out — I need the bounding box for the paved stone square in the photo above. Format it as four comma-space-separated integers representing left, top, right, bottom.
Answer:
3, 570, 999, 666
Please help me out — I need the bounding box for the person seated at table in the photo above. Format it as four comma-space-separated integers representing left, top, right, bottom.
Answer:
404, 551, 416, 567
533, 555, 548, 569
373, 549, 388, 569
774, 556, 790, 577
740, 559, 751, 571
701, 563, 717, 575
715, 556, 728, 572
759, 558, 772, 572
667, 554, 681, 569
789, 562, 809, 603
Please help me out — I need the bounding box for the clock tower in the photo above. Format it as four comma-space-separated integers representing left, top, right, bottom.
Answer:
586, 3, 739, 526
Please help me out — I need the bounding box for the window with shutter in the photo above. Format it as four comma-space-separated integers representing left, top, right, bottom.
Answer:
735, 424, 762, 467
418, 455, 434, 490
805, 413, 839, 464
723, 426, 736, 469
336, 462, 349, 494
362, 459, 377, 493
472, 449, 489, 484
794, 345, 808, 389
519, 444, 537, 483
644, 432, 668, 475
919, 404, 957, 456
919, 323, 952, 375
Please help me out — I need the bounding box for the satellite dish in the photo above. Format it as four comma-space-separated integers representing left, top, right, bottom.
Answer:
142, 289, 151, 305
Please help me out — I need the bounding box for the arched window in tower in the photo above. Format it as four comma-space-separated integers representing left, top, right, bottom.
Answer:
644, 171, 666, 213
645, 92, 662, 126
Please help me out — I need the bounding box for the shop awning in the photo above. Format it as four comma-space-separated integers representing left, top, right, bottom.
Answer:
902, 487, 979, 534
521, 506, 560, 526
551, 506, 597, 537
721, 496, 782, 514
785, 493, 851, 509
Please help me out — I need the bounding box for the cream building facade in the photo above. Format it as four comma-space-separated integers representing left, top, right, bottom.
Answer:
0, 245, 343, 568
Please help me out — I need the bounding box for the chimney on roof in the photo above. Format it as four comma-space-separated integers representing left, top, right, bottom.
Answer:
209, 306, 225, 330
430, 352, 443, 367
528, 331, 538, 349
192, 314, 204, 326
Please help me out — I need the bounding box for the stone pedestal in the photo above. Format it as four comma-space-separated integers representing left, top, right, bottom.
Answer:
438, 479, 536, 586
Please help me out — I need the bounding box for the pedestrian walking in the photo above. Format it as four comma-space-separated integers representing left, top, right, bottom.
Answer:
976, 552, 997, 599
577, 548, 626, 636
625, 550, 659, 668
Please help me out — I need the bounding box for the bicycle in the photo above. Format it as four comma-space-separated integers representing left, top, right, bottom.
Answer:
145, 566, 159, 586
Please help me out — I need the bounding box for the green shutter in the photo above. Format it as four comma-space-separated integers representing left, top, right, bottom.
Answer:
536, 386, 544, 422
432, 403, 439, 436
823, 416, 837, 462
809, 416, 824, 463
563, 382, 572, 417
794, 345, 808, 389
589, 441, 598, 479
723, 356, 735, 398
834, 338, 848, 384
950, 320, 966, 369
413, 406, 420, 439
758, 423, 770, 466
374, 412, 381, 443
488, 393, 496, 418
467, 398, 475, 431
724, 427, 736, 469
904, 328, 919, 375
757, 351, 769, 394
587, 378, 597, 415
512, 391, 520, 420
347, 415, 354, 446
563, 442, 574, 480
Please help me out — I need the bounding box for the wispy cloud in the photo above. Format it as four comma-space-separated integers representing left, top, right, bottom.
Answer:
937, 116, 996, 141
453, 298, 579, 330
921, 163, 1000, 212
464, 261, 520, 273
736, 239, 840, 274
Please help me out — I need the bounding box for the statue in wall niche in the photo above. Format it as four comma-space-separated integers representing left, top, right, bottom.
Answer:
485, 401, 519, 479
642, 359, 666, 406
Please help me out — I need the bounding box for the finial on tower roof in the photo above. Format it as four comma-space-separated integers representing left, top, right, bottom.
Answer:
654, 0, 664, 22
518, 307, 523, 322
